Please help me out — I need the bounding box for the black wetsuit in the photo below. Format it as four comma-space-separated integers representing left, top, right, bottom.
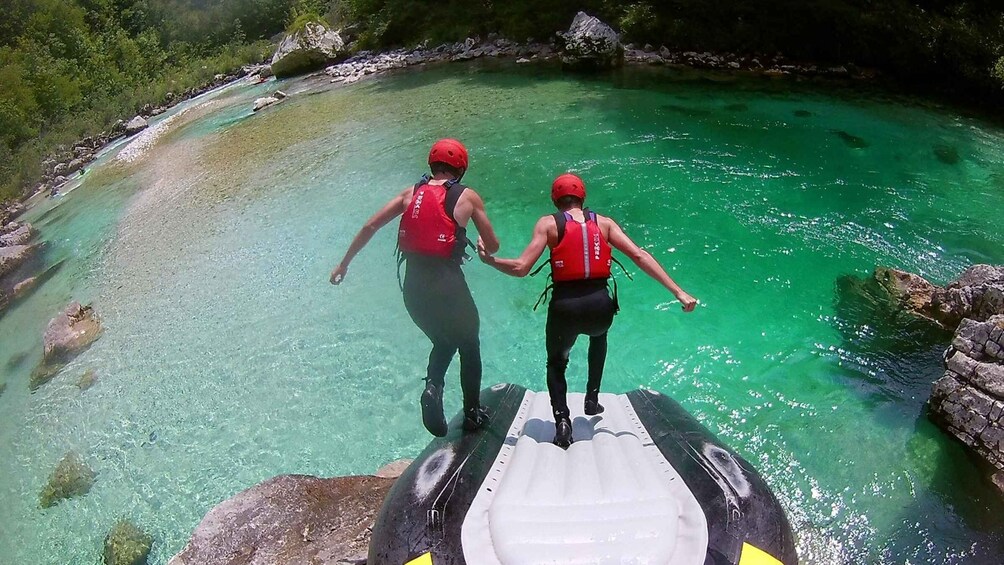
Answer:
546, 278, 617, 420
402, 254, 481, 413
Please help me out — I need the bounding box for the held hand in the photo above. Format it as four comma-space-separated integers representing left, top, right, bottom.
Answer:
677, 291, 698, 312
330, 264, 348, 285
477, 237, 494, 264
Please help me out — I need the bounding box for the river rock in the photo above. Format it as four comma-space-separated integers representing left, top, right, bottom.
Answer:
874, 265, 1004, 330
374, 458, 412, 478
929, 315, 1004, 492
0, 245, 32, 278
167, 474, 395, 565
125, 116, 149, 136
252, 96, 280, 112
104, 519, 153, 565
0, 223, 34, 246
40, 451, 97, 507
558, 12, 622, 69
271, 22, 346, 79
78, 369, 98, 390
42, 301, 102, 363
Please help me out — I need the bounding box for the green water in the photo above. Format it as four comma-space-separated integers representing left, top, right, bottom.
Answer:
1, 63, 1003, 563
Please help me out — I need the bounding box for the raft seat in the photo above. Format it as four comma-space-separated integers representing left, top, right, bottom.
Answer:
461, 391, 710, 564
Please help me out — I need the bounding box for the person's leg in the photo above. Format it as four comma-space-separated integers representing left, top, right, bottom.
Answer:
420, 341, 457, 436
404, 262, 459, 437
546, 307, 578, 447
584, 332, 608, 415
581, 288, 616, 415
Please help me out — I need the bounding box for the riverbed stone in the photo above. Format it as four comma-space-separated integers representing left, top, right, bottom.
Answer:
42, 301, 102, 364
78, 369, 97, 390
252, 96, 280, 112
0, 245, 33, 279
375, 458, 412, 478
104, 519, 153, 565
167, 474, 396, 565
40, 451, 97, 507
271, 22, 345, 78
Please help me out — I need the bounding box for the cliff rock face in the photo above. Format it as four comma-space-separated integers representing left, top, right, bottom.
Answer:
168, 474, 395, 565
929, 315, 1004, 482
558, 12, 622, 69
875, 265, 1004, 329
271, 22, 345, 78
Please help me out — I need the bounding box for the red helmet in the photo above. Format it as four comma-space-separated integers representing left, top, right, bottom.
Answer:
551, 173, 586, 203
428, 139, 468, 173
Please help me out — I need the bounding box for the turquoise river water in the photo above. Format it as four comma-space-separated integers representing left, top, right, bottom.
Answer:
1, 62, 1003, 563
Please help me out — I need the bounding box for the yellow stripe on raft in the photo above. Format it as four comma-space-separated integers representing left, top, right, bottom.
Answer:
405, 553, 434, 565
739, 542, 783, 565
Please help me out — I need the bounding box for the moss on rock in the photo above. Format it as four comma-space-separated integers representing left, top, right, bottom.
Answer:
78, 369, 97, 390
39, 451, 96, 508
104, 519, 153, 565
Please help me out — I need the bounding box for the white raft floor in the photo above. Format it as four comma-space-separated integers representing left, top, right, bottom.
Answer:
460, 390, 710, 564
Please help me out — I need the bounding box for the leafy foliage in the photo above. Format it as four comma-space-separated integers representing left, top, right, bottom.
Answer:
3, 0, 1003, 200
0, 0, 300, 200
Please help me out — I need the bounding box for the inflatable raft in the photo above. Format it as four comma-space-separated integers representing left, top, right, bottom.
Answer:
369, 383, 797, 565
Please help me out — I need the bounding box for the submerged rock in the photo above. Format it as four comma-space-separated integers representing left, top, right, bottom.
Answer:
78, 369, 98, 390
929, 315, 1004, 493
558, 12, 622, 69
167, 474, 396, 564
271, 22, 346, 78
252, 96, 281, 112
40, 451, 97, 507
104, 519, 153, 565
43, 301, 102, 363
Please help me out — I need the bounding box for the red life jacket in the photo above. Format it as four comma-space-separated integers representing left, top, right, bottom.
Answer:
398, 179, 468, 260
549, 209, 612, 282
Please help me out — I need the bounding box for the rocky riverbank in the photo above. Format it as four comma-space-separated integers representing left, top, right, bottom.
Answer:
873, 265, 1004, 494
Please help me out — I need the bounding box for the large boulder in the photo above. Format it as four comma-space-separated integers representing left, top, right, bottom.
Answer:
558, 12, 622, 69
270, 22, 346, 79
40, 451, 97, 508
874, 265, 1004, 330
42, 301, 102, 364
0, 245, 33, 278
0, 222, 34, 246
168, 474, 395, 564
125, 116, 149, 136
929, 315, 1004, 493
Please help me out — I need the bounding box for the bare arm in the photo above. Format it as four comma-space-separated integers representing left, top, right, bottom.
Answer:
479, 216, 551, 277
605, 218, 697, 312
465, 190, 500, 254
330, 187, 411, 284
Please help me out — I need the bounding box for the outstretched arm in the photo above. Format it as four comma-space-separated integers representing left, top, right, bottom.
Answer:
330, 187, 411, 285
479, 216, 550, 277
606, 219, 697, 312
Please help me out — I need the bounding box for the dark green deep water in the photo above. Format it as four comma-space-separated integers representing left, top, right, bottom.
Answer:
1, 63, 1003, 563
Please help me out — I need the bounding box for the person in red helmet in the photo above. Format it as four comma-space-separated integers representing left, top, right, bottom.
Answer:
478, 172, 697, 448
331, 139, 501, 436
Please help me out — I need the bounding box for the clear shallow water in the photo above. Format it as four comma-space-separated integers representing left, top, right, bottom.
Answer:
1, 63, 1003, 563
